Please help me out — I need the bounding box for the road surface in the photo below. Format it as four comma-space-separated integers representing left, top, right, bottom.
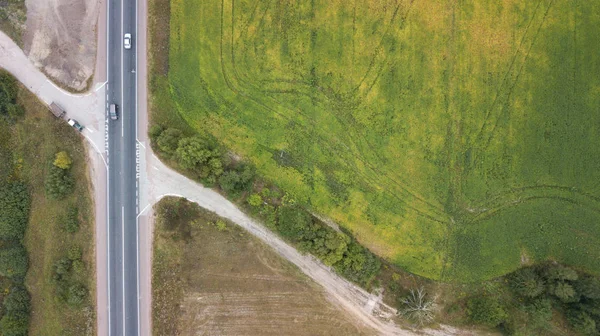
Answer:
106, 0, 140, 334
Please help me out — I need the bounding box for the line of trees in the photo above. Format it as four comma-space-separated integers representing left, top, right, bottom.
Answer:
464, 263, 600, 335
150, 125, 382, 286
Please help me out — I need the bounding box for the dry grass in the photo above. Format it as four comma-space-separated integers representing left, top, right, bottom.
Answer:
14, 86, 96, 336
152, 197, 375, 336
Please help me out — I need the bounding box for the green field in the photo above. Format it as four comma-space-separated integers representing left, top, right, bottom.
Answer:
157, 0, 600, 281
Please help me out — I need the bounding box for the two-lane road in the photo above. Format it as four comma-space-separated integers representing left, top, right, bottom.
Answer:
107, 0, 139, 334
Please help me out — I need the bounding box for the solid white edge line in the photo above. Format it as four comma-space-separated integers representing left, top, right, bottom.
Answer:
105, 0, 111, 334
121, 206, 126, 336
135, 0, 141, 330
120, 0, 125, 333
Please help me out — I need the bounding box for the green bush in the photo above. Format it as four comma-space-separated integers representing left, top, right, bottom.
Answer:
334, 241, 381, 286
523, 298, 553, 328
218, 164, 255, 195
3, 286, 30, 313
567, 310, 597, 335
466, 296, 507, 327
543, 264, 579, 282
548, 281, 578, 303
576, 276, 600, 300
66, 283, 87, 307
67, 245, 82, 261
509, 267, 545, 298
0, 312, 29, 336
0, 182, 30, 240
45, 165, 74, 199
156, 128, 182, 155
277, 205, 312, 240
0, 245, 28, 278
148, 124, 164, 142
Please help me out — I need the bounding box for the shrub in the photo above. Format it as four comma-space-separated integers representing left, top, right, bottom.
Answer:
66, 283, 87, 306
575, 276, 600, 300
3, 286, 30, 313
543, 264, 578, 282
549, 281, 578, 303
53, 151, 72, 169
0, 245, 28, 278
466, 296, 507, 327
567, 310, 596, 335
45, 165, 74, 199
65, 205, 79, 233
523, 298, 553, 328
277, 205, 311, 240
509, 267, 545, 298
334, 241, 381, 285
0, 182, 30, 240
0, 312, 29, 336
247, 193, 263, 207
148, 124, 164, 141
53, 257, 72, 277
156, 128, 182, 155
219, 164, 255, 195
67, 245, 82, 261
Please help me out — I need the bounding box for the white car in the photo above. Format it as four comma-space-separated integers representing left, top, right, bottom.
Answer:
124, 33, 132, 49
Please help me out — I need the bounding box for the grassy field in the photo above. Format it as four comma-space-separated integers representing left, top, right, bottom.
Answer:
154, 0, 600, 281
153, 197, 374, 335
14, 84, 95, 335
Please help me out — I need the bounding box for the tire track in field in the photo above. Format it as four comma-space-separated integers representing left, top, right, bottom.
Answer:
219, 0, 450, 223
468, 0, 554, 166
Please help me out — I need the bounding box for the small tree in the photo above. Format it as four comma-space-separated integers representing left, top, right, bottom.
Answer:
575, 276, 600, 300
543, 264, 578, 282
156, 128, 182, 155
0, 312, 29, 336
509, 267, 545, 298
523, 298, 553, 328
549, 281, 578, 303
66, 283, 87, 306
53, 151, 72, 169
3, 286, 30, 313
45, 165, 74, 199
567, 310, 596, 335
0, 246, 28, 278
399, 287, 435, 326
467, 296, 507, 327
176, 137, 213, 169
65, 205, 79, 233
67, 245, 82, 261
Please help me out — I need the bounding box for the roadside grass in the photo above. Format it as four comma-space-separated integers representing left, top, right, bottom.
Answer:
152, 0, 600, 282
152, 197, 375, 336
0, 0, 26, 46
15, 86, 96, 335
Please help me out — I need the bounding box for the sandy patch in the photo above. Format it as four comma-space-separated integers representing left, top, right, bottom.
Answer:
23, 0, 99, 91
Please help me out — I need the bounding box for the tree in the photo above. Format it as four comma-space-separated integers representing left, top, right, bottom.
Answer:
0, 246, 28, 278
466, 296, 507, 327
219, 165, 255, 194
0, 182, 30, 240
523, 298, 553, 328
568, 310, 597, 335
148, 124, 164, 142
543, 264, 578, 282
576, 276, 600, 300
549, 281, 578, 303
509, 267, 545, 298
53, 151, 72, 169
45, 165, 74, 199
156, 128, 182, 155
334, 241, 381, 285
176, 137, 213, 169
399, 287, 435, 326
277, 205, 311, 240
3, 286, 30, 313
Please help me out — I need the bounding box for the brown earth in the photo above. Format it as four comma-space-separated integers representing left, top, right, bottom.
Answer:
22, 0, 100, 91
153, 197, 376, 336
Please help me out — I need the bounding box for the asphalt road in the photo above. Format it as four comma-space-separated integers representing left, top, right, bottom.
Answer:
107, 0, 139, 334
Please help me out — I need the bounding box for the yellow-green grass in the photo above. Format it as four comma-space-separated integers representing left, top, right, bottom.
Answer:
156, 0, 600, 281
14, 86, 95, 335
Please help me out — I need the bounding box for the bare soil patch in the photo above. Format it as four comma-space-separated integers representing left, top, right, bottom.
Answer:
153, 197, 376, 336
22, 0, 99, 91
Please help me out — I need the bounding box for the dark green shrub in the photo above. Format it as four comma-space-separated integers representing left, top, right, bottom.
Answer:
0, 311, 29, 336
0, 245, 28, 278
66, 283, 87, 306
549, 281, 578, 303
277, 205, 311, 240
466, 296, 507, 327
45, 165, 74, 199
509, 267, 545, 298
3, 286, 30, 313
567, 310, 596, 335
0, 182, 30, 240
156, 128, 182, 155
543, 264, 578, 282
576, 276, 600, 300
